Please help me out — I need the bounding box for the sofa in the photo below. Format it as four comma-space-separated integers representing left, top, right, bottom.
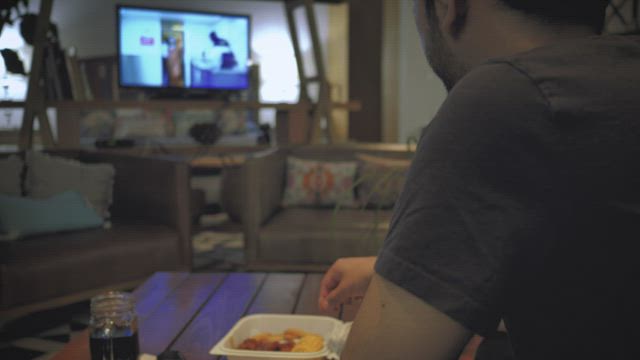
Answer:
0, 150, 194, 312
223, 143, 415, 270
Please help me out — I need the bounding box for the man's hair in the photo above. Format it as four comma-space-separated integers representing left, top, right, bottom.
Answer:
425, 0, 609, 33
499, 0, 609, 32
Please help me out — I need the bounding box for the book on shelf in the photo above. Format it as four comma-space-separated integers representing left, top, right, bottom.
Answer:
41, 42, 73, 100
78, 62, 94, 100
78, 56, 118, 100
64, 47, 88, 101
42, 43, 59, 100
53, 43, 73, 100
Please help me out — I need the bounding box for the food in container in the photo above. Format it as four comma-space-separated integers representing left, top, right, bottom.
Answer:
237, 328, 324, 352
210, 314, 352, 360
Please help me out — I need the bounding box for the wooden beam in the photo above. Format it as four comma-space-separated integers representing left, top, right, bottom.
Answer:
349, 0, 384, 142
382, 0, 400, 142
18, 0, 55, 150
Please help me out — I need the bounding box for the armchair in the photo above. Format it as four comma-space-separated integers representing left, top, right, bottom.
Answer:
224, 143, 414, 270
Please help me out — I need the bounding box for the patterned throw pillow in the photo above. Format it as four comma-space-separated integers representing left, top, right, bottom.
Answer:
283, 157, 357, 207
356, 153, 412, 208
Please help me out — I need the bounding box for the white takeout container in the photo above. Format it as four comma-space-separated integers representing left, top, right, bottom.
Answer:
210, 314, 352, 360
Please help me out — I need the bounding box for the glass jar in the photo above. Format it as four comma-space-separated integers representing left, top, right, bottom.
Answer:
89, 291, 140, 360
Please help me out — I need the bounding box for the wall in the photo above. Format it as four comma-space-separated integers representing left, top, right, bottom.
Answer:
393, 0, 446, 143
24, 0, 345, 127
327, 4, 350, 141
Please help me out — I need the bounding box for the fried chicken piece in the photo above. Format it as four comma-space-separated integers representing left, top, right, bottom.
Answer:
237, 338, 259, 350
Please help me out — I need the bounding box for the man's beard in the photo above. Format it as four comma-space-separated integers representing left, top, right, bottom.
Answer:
424, 18, 467, 92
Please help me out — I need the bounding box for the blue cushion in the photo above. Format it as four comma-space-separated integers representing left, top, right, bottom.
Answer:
0, 191, 103, 240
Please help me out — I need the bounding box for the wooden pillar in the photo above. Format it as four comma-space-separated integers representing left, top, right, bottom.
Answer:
348, 0, 384, 142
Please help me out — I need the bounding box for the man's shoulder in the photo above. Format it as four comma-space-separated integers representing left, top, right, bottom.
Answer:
421, 61, 553, 160
498, 35, 640, 69
483, 35, 640, 123
438, 61, 550, 126
441, 35, 640, 128
487, 35, 640, 93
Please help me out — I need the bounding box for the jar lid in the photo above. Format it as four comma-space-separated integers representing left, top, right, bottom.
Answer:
91, 291, 135, 314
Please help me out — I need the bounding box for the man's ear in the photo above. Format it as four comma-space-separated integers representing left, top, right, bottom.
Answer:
439, 0, 468, 38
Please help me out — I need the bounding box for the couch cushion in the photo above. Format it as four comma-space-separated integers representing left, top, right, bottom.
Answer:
26, 151, 115, 219
1, 223, 181, 308
259, 208, 393, 263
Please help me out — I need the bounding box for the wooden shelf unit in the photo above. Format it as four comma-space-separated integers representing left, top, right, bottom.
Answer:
51, 99, 360, 148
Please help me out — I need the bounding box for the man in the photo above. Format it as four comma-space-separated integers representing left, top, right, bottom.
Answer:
319, 0, 640, 359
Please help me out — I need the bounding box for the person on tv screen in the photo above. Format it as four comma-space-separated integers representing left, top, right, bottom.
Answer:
209, 31, 237, 70
165, 36, 184, 87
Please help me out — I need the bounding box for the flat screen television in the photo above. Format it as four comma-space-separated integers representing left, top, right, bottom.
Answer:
117, 5, 251, 92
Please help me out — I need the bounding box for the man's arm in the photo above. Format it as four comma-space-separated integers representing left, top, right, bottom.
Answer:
341, 273, 473, 360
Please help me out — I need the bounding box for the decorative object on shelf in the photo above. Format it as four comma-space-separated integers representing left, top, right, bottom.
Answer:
173, 109, 215, 137
189, 122, 222, 145
606, 0, 640, 34
94, 138, 135, 149
257, 123, 271, 145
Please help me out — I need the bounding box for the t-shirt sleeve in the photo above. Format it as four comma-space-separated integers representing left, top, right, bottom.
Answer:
375, 62, 554, 336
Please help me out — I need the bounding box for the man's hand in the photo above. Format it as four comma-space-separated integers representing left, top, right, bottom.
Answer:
318, 257, 376, 312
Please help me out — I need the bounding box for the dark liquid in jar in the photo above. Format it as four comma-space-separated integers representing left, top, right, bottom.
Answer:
89, 330, 139, 360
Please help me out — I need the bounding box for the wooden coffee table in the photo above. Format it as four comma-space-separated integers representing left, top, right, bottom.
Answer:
51, 272, 358, 360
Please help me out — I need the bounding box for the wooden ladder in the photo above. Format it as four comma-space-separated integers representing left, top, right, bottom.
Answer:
18, 0, 56, 150
284, 0, 334, 143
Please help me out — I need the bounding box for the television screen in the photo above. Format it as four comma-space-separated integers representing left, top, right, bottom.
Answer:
117, 6, 250, 91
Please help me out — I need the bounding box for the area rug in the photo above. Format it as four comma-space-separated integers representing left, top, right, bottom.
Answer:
192, 212, 245, 271
0, 300, 90, 360
192, 230, 245, 270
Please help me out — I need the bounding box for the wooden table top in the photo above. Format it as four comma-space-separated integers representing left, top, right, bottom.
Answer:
52, 272, 359, 360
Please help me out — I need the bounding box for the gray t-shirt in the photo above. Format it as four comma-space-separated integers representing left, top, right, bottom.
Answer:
376, 35, 640, 359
